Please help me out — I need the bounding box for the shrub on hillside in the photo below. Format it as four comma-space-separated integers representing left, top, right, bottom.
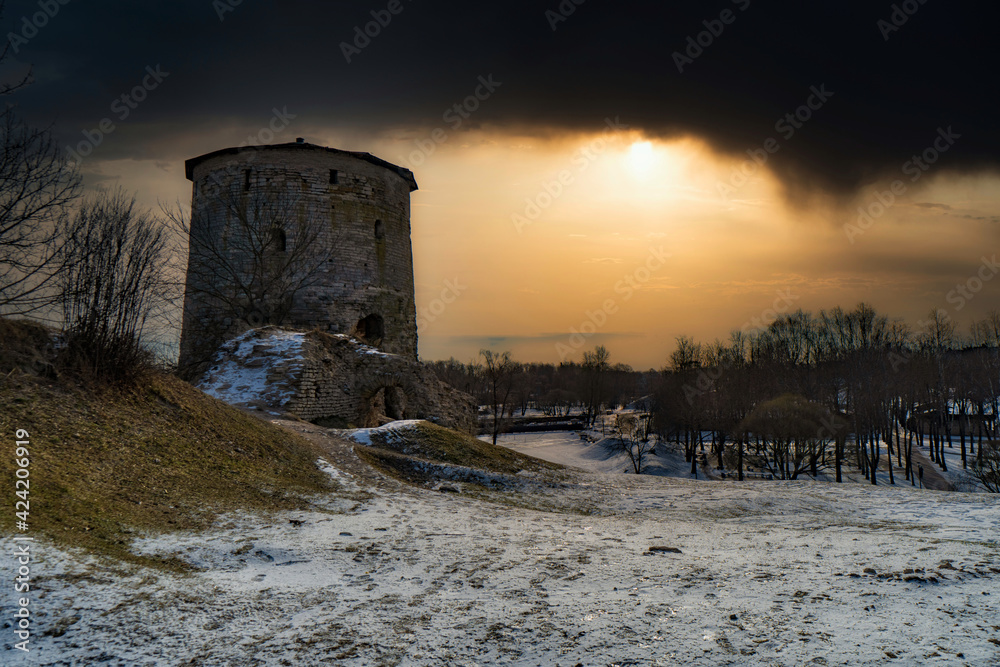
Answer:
58, 188, 169, 385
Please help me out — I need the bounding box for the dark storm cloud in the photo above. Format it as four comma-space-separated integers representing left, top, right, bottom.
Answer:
4, 0, 998, 198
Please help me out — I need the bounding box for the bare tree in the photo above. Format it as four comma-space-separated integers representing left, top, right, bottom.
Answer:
737, 394, 835, 480
0, 1, 33, 95
166, 170, 338, 374
0, 0, 78, 313
510, 363, 533, 416
659, 335, 705, 476
971, 310, 1000, 347
479, 349, 517, 445
0, 108, 82, 313
610, 412, 655, 473
426, 357, 483, 397
582, 345, 611, 427
540, 387, 576, 416
970, 441, 1000, 493
58, 189, 169, 384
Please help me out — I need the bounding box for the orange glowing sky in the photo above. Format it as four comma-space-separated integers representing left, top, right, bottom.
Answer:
97, 123, 1000, 369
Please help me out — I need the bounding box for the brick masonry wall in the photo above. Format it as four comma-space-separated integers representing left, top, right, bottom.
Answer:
287, 331, 476, 432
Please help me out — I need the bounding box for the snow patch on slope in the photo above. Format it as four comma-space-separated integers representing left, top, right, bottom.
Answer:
330, 332, 396, 358
340, 419, 426, 446
198, 329, 306, 409
316, 457, 359, 491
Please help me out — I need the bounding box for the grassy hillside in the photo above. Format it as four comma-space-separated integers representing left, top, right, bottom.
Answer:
353, 420, 562, 486
0, 321, 338, 568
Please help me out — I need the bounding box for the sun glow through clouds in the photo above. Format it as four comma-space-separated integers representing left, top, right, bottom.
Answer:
628, 140, 656, 174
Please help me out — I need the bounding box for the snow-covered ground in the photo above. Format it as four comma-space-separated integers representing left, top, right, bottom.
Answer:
484, 430, 694, 477
4, 423, 999, 666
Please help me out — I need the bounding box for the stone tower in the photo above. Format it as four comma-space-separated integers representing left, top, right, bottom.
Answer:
178, 140, 419, 375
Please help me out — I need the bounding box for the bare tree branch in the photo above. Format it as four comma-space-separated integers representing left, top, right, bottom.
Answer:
0, 108, 82, 313
165, 170, 340, 374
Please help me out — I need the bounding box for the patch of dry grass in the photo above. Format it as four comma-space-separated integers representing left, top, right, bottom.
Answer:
0, 359, 337, 569
356, 421, 562, 475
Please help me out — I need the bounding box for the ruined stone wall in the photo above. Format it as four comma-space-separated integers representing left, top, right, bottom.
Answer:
287, 331, 475, 432
198, 327, 475, 432
179, 143, 418, 375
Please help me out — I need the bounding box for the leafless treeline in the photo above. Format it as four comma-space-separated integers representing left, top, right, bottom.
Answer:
428, 304, 1000, 492
426, 346, 656, 425
658, 303, 999, 490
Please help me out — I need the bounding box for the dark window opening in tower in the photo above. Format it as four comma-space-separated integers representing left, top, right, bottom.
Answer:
357, 313, 384, 344
269, 226, 287, 252
374, 219, 385, 240
244, 168, 252, 191
330, 169, 339, 185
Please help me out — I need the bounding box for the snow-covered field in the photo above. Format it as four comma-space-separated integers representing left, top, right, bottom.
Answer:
484, 430, 695, 477
4, 425, 999, 666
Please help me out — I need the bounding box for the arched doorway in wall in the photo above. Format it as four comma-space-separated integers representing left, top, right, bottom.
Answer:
361, 381, 408, 427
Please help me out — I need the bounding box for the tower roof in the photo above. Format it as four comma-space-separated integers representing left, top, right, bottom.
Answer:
185, 141, 418, 191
